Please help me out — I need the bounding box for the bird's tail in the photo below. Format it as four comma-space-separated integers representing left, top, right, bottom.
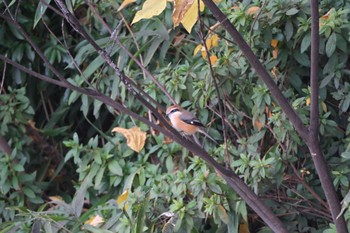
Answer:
197, 128, 218, 145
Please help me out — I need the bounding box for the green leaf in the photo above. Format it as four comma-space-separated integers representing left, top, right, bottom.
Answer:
11, 176, 19, 190
294, 51, 310, 66
34, 0, 52, 28
72, 175, 91, 217
94, 166, 105, 188
13, 163, 24, 172
326, 32, 337, 57
23, 187, 36, 198
285, 19, 293, 41
300, 33, 311, 53
320, 74, 334, 88
108, 160, 123, 176
286, 8, 299, 15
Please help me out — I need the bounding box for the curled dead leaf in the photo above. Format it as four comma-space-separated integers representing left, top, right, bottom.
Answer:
173, 0, 195, 27
246, 6, 260, 15
112, 127, 147, 152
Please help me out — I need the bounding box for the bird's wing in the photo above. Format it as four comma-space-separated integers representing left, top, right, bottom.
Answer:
180, 110, 205, 127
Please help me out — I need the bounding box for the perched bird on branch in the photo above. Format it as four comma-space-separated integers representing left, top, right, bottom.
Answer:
165, 105, 217, 145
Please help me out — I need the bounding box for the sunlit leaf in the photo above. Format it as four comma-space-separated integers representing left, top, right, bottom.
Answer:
211, 34, 219, 47
306, 97, 311, 106
118, 0, 136, 12
132, 0, 167, 24
193, 44, 202, 56
173, 0, 195, 27
112, 127, 147, 152
180, 0, 204, 33
117, 189, 129, 205
85, 215, 104, 226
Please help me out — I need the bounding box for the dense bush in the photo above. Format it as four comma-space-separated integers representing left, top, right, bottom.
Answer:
1, 0, 350, 232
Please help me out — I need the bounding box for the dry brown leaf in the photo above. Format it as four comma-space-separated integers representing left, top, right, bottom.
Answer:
112, 127, 146, 152
272, 48, 278, 58
255, 119, 263, 131
173, 0, 194, 27
118, 0, 136, 12
209, 55, 218, 65
173, 33, 186, 46
239, 223, 250, 233
246, 6, 260, 15
270, 39, 278, 48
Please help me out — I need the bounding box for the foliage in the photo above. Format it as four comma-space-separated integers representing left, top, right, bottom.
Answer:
1, 0, 350, 232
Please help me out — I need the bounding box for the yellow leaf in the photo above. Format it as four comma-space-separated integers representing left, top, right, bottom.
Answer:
306, 97, 311, 106
201, 46, 207, 59
85, 215, 104, 226
213, 0, 221, 3
209, 55, 218, 65
117, 189, 129, 205
271, 39, 278, 48
48, 196, 62, 201
132, 0, 167, 24
205, 37, 212, 50
211, 34, 219, 47
173, 0, 194, 27
194, 44, 202, 56
321, 101, 327, 112
246, 6, 260, 15
112, 127, 147, 152
118, 0, 136, 12
180, 0, 204, 33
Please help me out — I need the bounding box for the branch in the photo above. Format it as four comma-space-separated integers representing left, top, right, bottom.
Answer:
307, 1, 348, 232
309, 0, 319, 136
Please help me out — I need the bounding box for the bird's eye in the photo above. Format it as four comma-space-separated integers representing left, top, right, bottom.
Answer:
170, 109, 179, 114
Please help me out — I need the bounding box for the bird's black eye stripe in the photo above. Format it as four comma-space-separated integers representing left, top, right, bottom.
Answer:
170, 109, 179, 114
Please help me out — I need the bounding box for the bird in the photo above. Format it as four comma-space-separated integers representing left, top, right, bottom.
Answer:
165, 105, 217, 144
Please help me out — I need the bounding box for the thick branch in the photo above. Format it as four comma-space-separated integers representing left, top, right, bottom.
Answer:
309, 0, 319, 135
308, 0, 347, 232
